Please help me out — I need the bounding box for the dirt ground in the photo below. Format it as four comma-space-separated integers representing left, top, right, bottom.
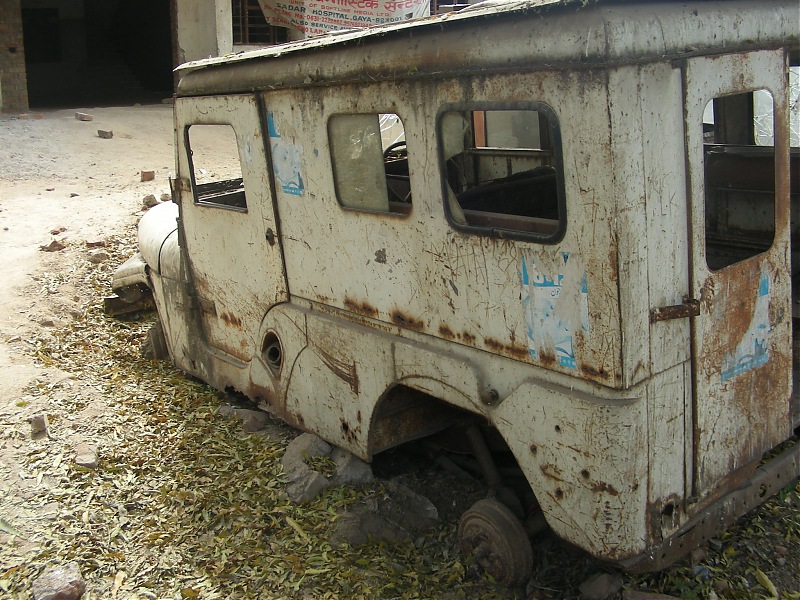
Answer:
0, 105, 176, 590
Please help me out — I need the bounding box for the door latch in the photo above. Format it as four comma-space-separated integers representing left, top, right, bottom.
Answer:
650, 296, 700, 323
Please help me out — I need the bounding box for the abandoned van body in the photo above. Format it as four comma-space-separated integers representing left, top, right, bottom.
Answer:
113, 0, 799, 582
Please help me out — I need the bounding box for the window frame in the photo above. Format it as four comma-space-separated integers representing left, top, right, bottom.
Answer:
437, 101, 567, 244
184, 123, 249, 212
327, 112, 413, 218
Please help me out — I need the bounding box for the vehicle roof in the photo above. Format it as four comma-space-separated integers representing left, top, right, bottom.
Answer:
176, 0, 797, 96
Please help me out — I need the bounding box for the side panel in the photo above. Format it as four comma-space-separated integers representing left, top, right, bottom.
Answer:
684, 51, 792, 494
174, 95, 288, 363
266, 70, 624, 388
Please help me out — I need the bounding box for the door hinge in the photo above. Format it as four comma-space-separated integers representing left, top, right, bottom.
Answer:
650, 296, 700, 323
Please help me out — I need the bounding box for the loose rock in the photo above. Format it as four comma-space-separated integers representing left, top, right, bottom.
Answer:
160, 192, 171, 202
74, 442, 98, 470
142, 194, 158, 208
40, 240, 66, 252
29, 414, 49, 437
330, 481, 439, 547
579, 572, 623, 600
87, 250, 109, 264
32, 561, 86, 600
75, 112, 93, 121
330, 446, 373, 486
140, 170, 155, 182
281, 434, 374, 502
50, 226, 67, 235
234, 408, 268, 433
97, 130, 114, 139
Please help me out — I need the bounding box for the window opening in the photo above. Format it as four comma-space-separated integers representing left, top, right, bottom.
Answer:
329, 113, 411, 215
703, 90, 776, 270
232, 0, 289, 45
439, 106, 563, 241
187, 124, 247, 210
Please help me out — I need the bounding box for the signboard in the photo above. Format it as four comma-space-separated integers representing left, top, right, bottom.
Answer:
257, 0, 430, 37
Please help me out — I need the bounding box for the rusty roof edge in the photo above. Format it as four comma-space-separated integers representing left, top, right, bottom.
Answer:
177, 0, 798, 96
177, 0, 571, 74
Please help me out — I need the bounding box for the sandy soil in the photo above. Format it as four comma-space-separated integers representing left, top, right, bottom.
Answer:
0, 104, 175, 553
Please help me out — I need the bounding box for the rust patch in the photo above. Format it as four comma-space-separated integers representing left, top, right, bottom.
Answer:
391, 311, 424, 332
344, 297, 379, 319
316, 346, 360, 394
538, 350, 556, 368
220, 312, 242, 328
340, 418, 359, 443
540, 463, 565, 482
590, 481, 620, 496
482, 337, 528, 360
461, 331, 476, 344
580, 363, 609, 381
439, 324, 456, 339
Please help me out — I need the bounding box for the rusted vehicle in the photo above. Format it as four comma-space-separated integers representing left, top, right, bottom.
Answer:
111, 0, 800, 585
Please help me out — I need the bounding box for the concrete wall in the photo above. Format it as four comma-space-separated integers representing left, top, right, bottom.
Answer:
0, 0, 29, 112
175, 0, 232, 65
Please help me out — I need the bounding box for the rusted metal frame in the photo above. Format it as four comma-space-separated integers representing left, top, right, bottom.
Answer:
677, 57, 704, 501
256, 91, 291, 296
649, 296, 700, 323
622, 439, 800, 573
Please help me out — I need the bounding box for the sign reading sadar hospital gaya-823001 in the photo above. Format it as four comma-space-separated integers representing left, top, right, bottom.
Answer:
257, 0, 430, 37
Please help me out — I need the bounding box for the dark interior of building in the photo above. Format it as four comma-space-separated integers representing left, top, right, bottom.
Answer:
22, 0, 174, 108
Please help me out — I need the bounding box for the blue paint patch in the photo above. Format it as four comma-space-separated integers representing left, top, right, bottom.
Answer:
521, 255, 588, 370
721, 270, 771, 382
268, 112, 304, 197
267, 111, 280, 138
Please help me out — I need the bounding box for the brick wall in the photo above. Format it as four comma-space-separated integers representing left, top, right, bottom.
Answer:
0, 0, 29, 113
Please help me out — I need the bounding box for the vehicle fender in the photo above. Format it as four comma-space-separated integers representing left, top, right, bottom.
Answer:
138, 201, 179, 275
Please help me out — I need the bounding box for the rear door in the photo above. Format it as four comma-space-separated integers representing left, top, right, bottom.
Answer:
684, 50, 792, 494
175, 94, 288, 362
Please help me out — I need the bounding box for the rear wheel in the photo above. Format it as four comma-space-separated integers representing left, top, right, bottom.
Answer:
458, 498, 533, 586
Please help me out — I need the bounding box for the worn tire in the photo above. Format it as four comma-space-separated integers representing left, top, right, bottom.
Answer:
458, 498, 534, 587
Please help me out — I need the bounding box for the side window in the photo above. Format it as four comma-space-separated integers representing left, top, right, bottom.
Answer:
439, 105, 564, 242
186, 124, 247, 210
328, 113, 411, 215
702, 90, 776, 270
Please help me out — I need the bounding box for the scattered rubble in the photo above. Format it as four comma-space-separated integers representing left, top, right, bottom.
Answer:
281, 433, 373, 502
142, 194, 158, 209
87, 250, 110, 264
29, 414, 49, 437
75, 112, 93, 122
74, 442, 98, 470
40, 240, 66, 252
32, 561, 86, 600
330, 481, 439, 547
97, 130, 113, 139
140, 170, 155, 182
